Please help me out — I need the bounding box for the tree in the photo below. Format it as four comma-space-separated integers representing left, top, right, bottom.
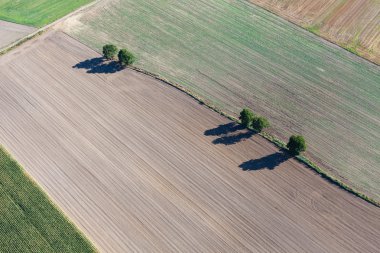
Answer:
102, 44, 118, 60
239, 108, 254, 128
251, 116, 269, 132
287, 135, 306, 155
118, 49, 135, 67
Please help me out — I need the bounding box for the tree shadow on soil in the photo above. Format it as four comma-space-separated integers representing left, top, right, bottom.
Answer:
239, 151, 290, 171
204, 122, 256, 145
204, 122, 244, 136
73, 57, 123, 74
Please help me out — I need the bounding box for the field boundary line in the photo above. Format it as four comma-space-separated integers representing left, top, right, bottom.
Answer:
0, 145, 99, 252
64, 30, 380, 207
128, 65, 380, 208
0, 0, 102, 57
243, 0, 380, 67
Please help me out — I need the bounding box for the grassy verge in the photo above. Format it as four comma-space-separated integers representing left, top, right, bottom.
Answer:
0, 146, 97, 252
305, 25, 320, 35
258, 132, 380, 208
0, 0, 93, 27
0, 31, 44, 57
129, 66, 380, 208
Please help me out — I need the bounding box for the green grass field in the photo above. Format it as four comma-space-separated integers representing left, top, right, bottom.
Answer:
0, 147, 96, 252
0, 0, 92, 27
67, 0, 380, 201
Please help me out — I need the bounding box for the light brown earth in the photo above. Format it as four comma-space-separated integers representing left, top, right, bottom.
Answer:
0, 20, 36, 49
62, 0, 380, 201
249, 0, 380, 64
0, 31, 379, 252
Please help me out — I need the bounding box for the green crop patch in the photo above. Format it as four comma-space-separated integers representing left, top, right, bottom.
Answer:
0, 147, 96, 252
0, 0, 92, 27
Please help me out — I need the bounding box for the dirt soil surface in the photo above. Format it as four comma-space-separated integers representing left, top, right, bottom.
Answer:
62, 0, 380, 201
249, 0, 380, 63
0, 20, 36, 49
0, 31, 379, 252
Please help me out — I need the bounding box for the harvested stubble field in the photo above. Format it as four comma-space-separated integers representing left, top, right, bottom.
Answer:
248, 0, 380, 63
0, 20, 35, 49
0, 147, 95, 252
63, 0, 380, 200
0, 31, 379, 252
0, 0, 92, 27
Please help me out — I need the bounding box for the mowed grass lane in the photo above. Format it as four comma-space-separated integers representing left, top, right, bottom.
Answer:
0, 147, 96, 252
0, 0, 92, 27
65, 0, 380, 200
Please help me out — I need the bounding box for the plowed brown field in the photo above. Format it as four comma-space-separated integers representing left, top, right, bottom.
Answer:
249, 0, 380, 63
63, 0, 380, 201
0, 20, 35, 49
0, 31, 379, 252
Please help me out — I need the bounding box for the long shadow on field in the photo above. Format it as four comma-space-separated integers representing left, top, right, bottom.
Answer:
204, 122, 256, 145
73, 57, 122, 74
239, 151, 290, 171
204, 122, 243, 136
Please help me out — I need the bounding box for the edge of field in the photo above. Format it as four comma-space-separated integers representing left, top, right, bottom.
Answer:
124, 64, 380, 208
245, 0, 380, 67
0, 0, 101, 56
0, 145, 98, 252
0, 0, 95, 28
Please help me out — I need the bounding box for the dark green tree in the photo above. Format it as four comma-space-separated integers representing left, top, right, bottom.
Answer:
251, 116, 270, 132
118, 49, 135, 67
102, 44, 118, 60
287, 135, 306, 155
239, 108, 255, 128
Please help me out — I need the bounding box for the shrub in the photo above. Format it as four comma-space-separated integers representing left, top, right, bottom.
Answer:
239, 108, 254, 128
118, 49, 135, 67
102, 44, 118, 60
251, 116, 269, 132
287, 135, 306, 155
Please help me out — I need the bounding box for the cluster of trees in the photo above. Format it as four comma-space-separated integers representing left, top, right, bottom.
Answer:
239, 108, 270, 132
103, 44, 135, 67
239, 108, 306, 155
103, 45, 306, 156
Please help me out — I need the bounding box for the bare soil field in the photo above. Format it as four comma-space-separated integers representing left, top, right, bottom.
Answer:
0, 31, 379, 252
0, 20, 35, 49
63, 0, 380, 201
249, 0, 380, 63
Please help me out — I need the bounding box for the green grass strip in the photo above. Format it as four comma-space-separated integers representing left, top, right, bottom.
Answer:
0, 0, 93, 27
0, 146, 97, 252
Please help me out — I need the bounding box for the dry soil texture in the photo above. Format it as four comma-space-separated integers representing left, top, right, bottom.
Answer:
249, 0, 380, 63
63, 0, 380, 201
0, 20, 35, 49
0, 31, 379, 252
